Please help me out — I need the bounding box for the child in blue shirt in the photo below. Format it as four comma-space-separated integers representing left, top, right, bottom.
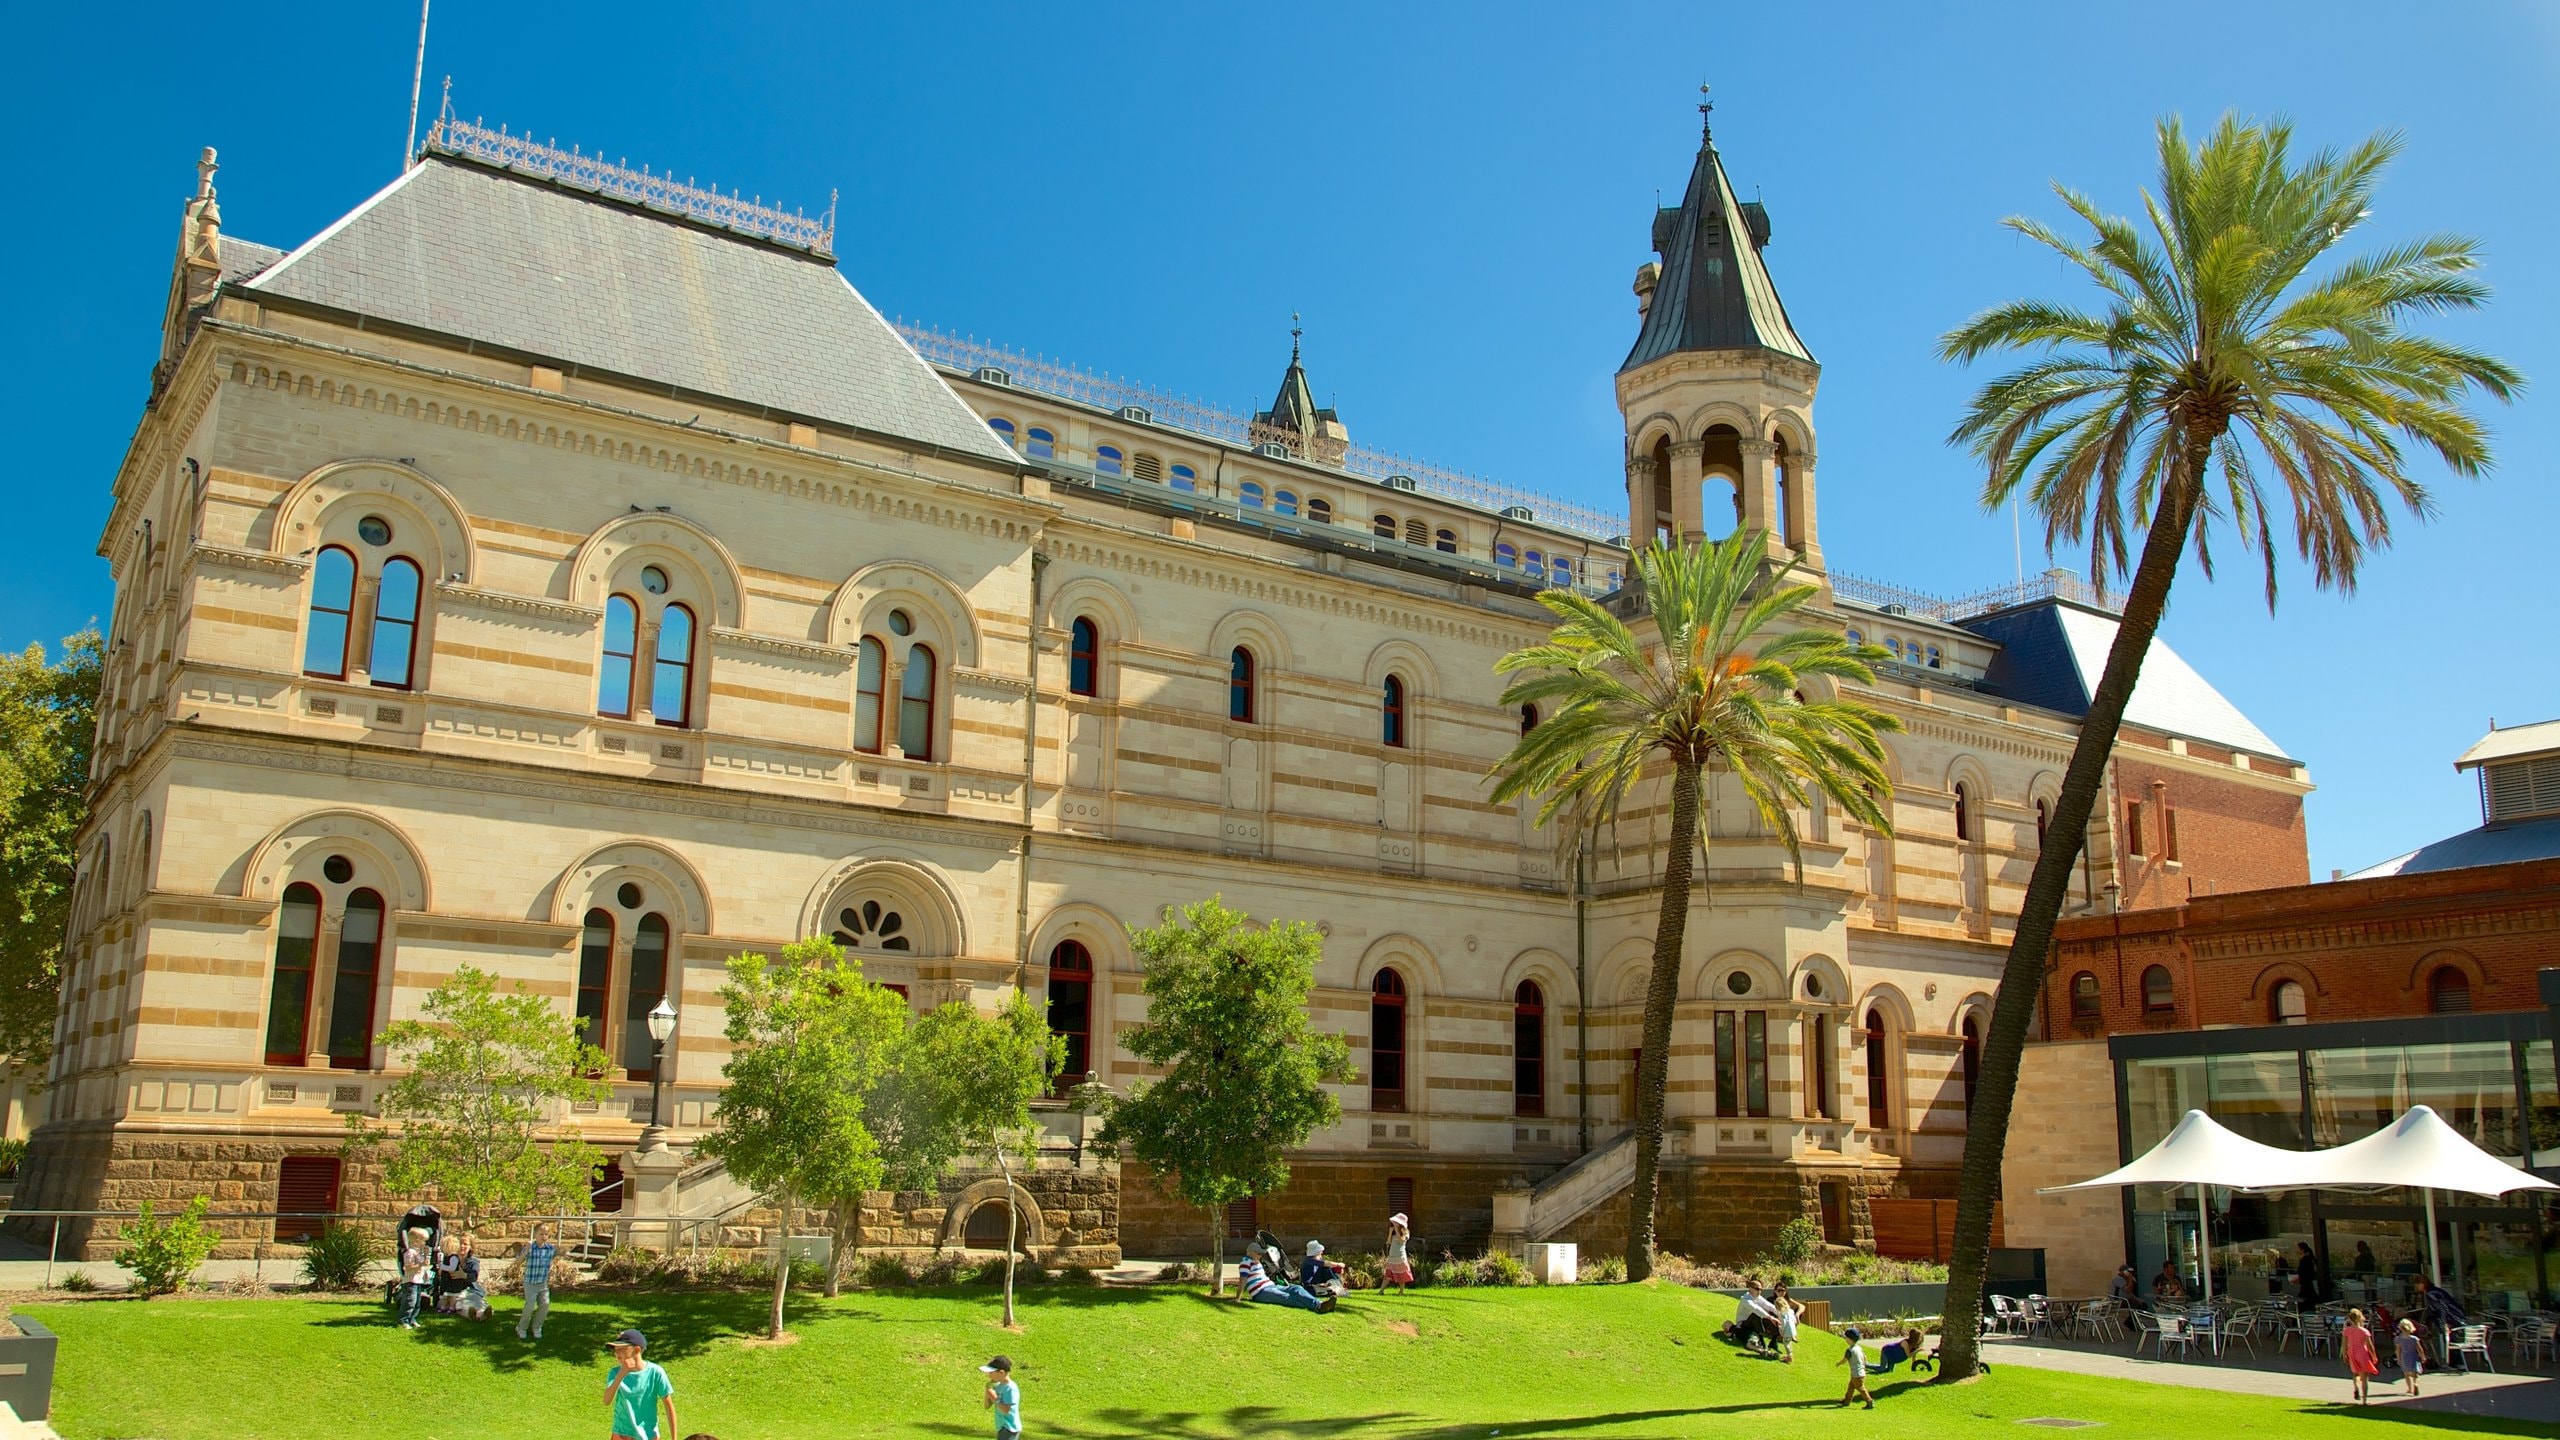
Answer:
981, 1355, 1021, 1439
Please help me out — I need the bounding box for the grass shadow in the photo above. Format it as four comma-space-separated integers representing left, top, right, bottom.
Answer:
313, 1287, 781, 1369
902, 1405, 1716, 1439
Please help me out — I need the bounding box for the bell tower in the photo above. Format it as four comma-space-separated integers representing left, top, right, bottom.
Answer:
1617, 91, 1823, 573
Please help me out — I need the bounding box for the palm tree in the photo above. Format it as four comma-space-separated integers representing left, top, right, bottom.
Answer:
1931, 114, 2519, 1380
1491, 532, 1898, 1281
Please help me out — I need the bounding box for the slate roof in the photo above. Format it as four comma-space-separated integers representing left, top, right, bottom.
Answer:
245, 156, 1014, 464
1963, 600, 2291, 760
1254, 349, 1337, 436
2455, 718, 2560, 771
2344, 813, 2560, 880
1621, 134, 1812, 372
219, 239, 284, 286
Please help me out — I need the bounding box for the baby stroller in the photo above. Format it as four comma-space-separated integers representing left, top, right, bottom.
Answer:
1256, 1228, 1348, 1296
384, 1203, 442, 1314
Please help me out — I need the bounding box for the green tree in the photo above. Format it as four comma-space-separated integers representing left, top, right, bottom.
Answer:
346, 965, 612, 1230
870, 992, 1063, 1324
1489, 534, 1897, 1281
696, 937, 906, 1339
0, 629, 102, 1074
1930, 114, 2519, 1380
1091, 898, 1354, 1295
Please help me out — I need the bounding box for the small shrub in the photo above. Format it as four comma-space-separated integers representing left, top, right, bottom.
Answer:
1579, 1254, 1628, 1284
115, 1195, 219, 1297
598, 1245, 656, 1284
1154, 1261, 1200, 1284
300, 1222, 376, 1291
1051, 1265, 1098, 1287
789, 1256, 830, 1291
968, 1255, 1011, 1286
913, 1253, 969, 1286
1428, 1252, 1475, 1288
1475, 1251, 1532, 1287
1770, 1216, 1823, 1268
1650, 1253, 1749, 1290
861, 1253, 916, 1288
1339, 1251, 1384, 1291
57, 1269, 97, 1293
0, 1137, 27, 1178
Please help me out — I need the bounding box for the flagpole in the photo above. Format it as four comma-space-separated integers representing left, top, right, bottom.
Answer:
404, 0, 432, 169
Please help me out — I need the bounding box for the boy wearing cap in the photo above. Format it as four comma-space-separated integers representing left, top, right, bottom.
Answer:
980, 1355, 1021, 1439
605, 1329, 678, 1440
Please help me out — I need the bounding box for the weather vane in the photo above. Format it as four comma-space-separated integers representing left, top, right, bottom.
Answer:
1699, 82, 1714, 140
1291, 309, 1303, 362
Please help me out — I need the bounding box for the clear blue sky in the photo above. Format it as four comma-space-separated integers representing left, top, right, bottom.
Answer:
11, 3, 2555, 880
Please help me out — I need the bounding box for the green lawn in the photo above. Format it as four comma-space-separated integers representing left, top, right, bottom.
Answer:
24, 1281, 2551, 1439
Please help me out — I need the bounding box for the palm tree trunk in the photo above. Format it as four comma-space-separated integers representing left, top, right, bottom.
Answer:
1625, 758, 1702, 1282
1936, 464, 2203, 1380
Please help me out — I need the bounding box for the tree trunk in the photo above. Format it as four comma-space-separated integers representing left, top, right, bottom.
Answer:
1624, 758, 1702, 1283
768, 1187, 793, 1340
1210, 1209, 1225, 1298
1935, 466, 2203, 1380
998, 1150, 1018, 1327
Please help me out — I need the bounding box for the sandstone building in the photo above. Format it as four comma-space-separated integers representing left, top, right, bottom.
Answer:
24, 108, 2311, 1261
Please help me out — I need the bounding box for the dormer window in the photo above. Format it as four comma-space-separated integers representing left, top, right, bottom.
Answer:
2482, 755, 2560, 822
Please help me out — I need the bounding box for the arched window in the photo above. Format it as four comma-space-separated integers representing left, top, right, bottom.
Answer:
370, 558, 421, 689
1435, 528, 1457, 554
599, 595, 639, 719
1169, 463, 1197, 493
1046, 940, 1093, 1098
1274, 489, 1300, 518
1519, 703, 1538, 736
303, 546, 357, 679
1607, 569, 1623, 590
1960, 1014, 1981, 1115
1864, 1009, 1891, 1130
1524, 549, 1545, 577
1885, 637, 1904, 660
623, 914, 670, 1078
1844, 629, 1863, 647
576, 909, 614, 1055
899, 644, 938, 760
2069, 971, 2102, 1023
1373, 513, 1397, 540
1925, 645, 1942, 669
964, 1199, 1018, 1251
2271, 980, 2308, 1025
651, 603, 696, 727
2428, 966, 2473, 1014
1381, 675, 1406, 748
1306, 497, 1333, 524
1494, 542, 1519, 568
1239, 481, 1266, 510
2141, 965, 2176, 1015
2035, 798, 2050, 847
854, 636, 886, 753
1513, 980, 1545, 1118
1552, 557, 1575, 586
1370, 969, 1408, 1113
1229, 647, 1255, 723
1095, 445, 1124, 477
1068, 617, 1099, 697
988, 417, 1016, 447
326, 889, 385, 1069
1025, 427, 1055, 460
1953, 782, 1973, 843
264, 883, 323, 1066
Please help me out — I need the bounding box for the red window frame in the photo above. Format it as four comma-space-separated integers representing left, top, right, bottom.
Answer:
303, 546, 357, 680
623, 914, 670, 1079
2070, 971, 2103, 1022
1046, 940, 1093, 1099
1382, 675, 1407, 748
652, 602, 696, 728
854, 636, 886, 753
1069, 617, 1099, 697
1953, 783, 1972, 842
369, 557, 422, 690
576, 908, 615, 1061
1809, 1014, 1833, 1119
264, 883, 323, 1066
1386, 1176, 1414, 1223
1512, 980, 1544, 1118
900, 643, 937, 760
276, 1155, 343, 1243
1230, 647, 1256, 723
599, 594, 639, 719
1961, 1015, 1981, 1114
1370, 969, 1407, 1113
2141, 965, 2176, 1015
2429, 966, 2472, 1014
1865, 1010, 1890, 1130
1223, 1195, 1258, 1241
325, 888, 385, 1069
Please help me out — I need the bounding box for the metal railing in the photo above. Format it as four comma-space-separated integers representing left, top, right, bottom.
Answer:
0, 1202, 630, 1289
1832, 566, 2115, 622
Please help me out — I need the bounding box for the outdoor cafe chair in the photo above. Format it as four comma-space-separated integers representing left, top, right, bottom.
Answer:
2303, 1313, 2343, 1360
2128, 1307, 2163, 1356
2503, 1316, 2550, 1368
2218, 1303, 2259, 1358
2186, 1306, 2224, 1359
2076, 1298, 2122, 1343
2449, 1324, 2495, 1374
1990, 1295, 2024, 1335
2158, 1313, 2196, 1360
2024, 1296, 2059, 1339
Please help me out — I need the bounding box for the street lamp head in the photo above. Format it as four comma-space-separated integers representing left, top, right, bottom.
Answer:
647, 995, 678, 1044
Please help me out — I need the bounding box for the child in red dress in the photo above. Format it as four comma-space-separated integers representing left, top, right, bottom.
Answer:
2342, 1307, 2380, 1406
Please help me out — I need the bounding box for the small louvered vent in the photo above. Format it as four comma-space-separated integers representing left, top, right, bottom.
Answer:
2484, 756, 2560, 822
1130, 452, 1163, 482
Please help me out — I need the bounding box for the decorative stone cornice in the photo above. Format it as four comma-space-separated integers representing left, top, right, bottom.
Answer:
710, 627, 845, 664
435, 583, 600, 624
955, 667, 1034, 696
193, 543, 311, 578
1041, 536, 1528, 652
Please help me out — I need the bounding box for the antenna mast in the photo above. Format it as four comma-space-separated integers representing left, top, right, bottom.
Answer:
404, 0, 432, 169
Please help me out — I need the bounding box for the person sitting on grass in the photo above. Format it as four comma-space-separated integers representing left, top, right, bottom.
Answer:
1237, 1244, 1334, 1313
1300, 1241, 1347, 1298
1726, 1279, 1781, 1354
1837, 1326, 1875, 1410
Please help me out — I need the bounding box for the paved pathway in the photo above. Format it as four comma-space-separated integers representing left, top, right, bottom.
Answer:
1983, 1331, 2560, 1425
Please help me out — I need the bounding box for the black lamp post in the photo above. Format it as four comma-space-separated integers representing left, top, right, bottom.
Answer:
640, 996, 678, 1151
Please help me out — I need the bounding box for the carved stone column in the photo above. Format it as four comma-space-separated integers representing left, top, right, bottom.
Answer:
1668, 440, 1706, 541
305, 914, 345, 1070
1791, 450, 1824, 568
1739, 438, 1779, 554
1624, 454, 1659, 544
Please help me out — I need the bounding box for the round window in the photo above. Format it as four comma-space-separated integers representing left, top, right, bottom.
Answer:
1725, 971, 1752, 997
640, 566, 670, 595
617, 882, 644, 909
356, 516, 393, 547
322, 854, 355, 885
887, 609, 914, 637
1805, 974, 1826, 999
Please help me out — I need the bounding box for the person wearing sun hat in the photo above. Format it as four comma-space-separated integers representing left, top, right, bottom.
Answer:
980, 1355, 1021, 1439
604, 1328, 678, 1440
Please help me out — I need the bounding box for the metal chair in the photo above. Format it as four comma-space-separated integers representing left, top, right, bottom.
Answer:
2187, 1306, 2223, 1359
2303, 1313, 2342, 1360
2512, 1316, 2556, 1368
2219, 1303, 2259, 1357
2128, 1306, 2163, 1356
2449, 1324, 2495, 1373
2158, 1314, 2195, 1360
1990, 1294, 2023, 1335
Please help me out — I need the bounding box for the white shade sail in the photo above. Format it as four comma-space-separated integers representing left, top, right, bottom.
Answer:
2282, 1104, 2559, 1198
2040, 1108, 2309, 1194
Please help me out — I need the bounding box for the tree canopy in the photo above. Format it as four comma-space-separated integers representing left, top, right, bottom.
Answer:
0, 630, 101, 1074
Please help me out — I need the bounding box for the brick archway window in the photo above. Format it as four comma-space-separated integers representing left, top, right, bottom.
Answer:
2272, 979, 2308, 1025
2035, 797, 2050, 848
1513, 980, 1545, 1118
1046, 940, 1093, 1098
2142, 965, 2176, 1015
2428, 966, 2473, 1014
1371, 969, 1408, 1113
598, 594, 639, 719
2070, 971, 2102, 1023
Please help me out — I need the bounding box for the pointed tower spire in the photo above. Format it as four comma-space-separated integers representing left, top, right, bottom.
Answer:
1253, 312, 1348, 464
1620, 97, 1811, 373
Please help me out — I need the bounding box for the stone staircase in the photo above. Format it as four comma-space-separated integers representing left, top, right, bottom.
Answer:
1491, 1129, 1639, 1252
